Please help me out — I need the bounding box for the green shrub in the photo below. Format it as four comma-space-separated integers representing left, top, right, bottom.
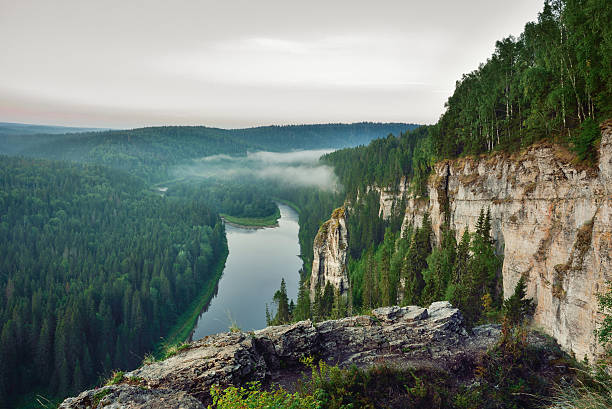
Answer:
572, 118, 600, 163
209, 382, 319, 409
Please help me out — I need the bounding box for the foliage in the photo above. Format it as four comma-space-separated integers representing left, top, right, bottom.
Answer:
105, 371, 124, 386
455, 326, 570, 409
434, 0, 611, 160
572, 118, 601, 163
0, 156, 226, 405
1, 123, 418, 182
269, 279, 292, 326
548, 369, 612, 409
596, 281, 612, 353
209, 382, 320, 409
170, 180, 279, 220
322, 126, 433, 199
503, 276, 535, 326
299, 358, 453, 409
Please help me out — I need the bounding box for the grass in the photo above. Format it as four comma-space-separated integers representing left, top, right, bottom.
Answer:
105, 371, 125, 386
153, 243, 229, 358
160, 342, 191, 360
221, 207, 281, 227
92, 389, 111, 407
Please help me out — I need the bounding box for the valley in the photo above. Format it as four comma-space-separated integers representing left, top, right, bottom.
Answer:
0, 0, 610, 408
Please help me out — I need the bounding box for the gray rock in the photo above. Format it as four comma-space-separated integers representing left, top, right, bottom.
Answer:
59, 385, 205, 409
60, 302, 499, 409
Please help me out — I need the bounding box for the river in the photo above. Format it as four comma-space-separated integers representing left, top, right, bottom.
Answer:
190, 203, 301, 340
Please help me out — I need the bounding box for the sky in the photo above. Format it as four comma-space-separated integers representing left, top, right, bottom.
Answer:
0, 0, 545, 129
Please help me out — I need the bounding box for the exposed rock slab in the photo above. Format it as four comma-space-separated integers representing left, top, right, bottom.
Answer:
60, 302, 499, 408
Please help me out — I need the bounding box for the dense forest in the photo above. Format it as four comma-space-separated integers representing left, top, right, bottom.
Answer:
0, 156, 226, 407
0, 123, 417, 181
434, 0, 610, 161
169, 181, 279, 220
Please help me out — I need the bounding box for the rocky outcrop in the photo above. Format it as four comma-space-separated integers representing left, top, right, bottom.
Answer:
370, 176, 411, 219
399, 120, 612, 361
60, 302, 501, 409
310, 206, 349, 299
310, 121, 611, 362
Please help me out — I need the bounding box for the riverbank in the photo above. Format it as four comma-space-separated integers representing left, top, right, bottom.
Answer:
154, 242, 229, 356
220, 207, 281, 228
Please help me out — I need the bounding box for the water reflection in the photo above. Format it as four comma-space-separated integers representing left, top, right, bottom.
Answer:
190, 203, 301, 340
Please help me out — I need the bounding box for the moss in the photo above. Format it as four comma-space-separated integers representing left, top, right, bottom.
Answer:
331, 206, 346, 219
92, 389, 111, 407
162, 342, 191, 360
314, 220, 331, 247
550, 219, 594, 299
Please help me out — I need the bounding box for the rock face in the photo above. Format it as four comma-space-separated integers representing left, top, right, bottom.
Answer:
370, 176, 411, 219
311, 121, 611, 362
401, 120, 611, 361
310, 206, 349, 299
60, 302, 500, 409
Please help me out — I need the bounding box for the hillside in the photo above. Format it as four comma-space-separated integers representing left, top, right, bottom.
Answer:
0, 156, 227, 407
0, 122, 418, 180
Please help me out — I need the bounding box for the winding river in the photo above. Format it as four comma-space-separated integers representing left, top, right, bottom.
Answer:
190, 203, 301, 340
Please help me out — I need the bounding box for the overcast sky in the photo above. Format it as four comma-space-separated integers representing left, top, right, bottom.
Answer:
0, 0, 544, 129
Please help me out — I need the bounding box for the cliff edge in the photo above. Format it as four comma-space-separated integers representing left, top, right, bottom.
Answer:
60, 302, 500, 408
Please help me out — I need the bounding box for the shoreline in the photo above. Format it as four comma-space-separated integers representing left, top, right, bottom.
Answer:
219, 206, 281, 229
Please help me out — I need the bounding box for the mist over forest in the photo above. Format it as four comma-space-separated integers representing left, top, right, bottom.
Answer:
174, 149, 339, 191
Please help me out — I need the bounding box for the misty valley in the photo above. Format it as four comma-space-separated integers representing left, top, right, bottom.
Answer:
1, 1, 611, 408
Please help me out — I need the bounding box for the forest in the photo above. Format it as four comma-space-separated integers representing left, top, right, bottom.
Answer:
0, 123, 417, 181
2, 0, 612, 407
0, 156, 226, 407
433, 0, 610, 161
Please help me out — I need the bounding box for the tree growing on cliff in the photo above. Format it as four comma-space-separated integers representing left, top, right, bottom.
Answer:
502, 275, 535, 326
596, 281, 612, 355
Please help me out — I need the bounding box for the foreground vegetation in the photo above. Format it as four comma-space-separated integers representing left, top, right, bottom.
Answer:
218, 283, 612, 409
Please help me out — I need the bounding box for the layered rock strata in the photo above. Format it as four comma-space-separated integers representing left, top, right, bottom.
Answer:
404, 121, 612, 361
60, 302, 500, 409
311, 121, 611, 361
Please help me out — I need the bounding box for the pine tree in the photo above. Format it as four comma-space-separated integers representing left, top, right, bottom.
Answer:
502, 276, 534, 325
272, 278, 290, 325
294, 281, 311, 321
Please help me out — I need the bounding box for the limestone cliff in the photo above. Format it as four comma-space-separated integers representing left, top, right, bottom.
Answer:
402, 121, 612, 361
60, 302, 501, 408
313, 121, 612, 362
310, 206, 349, 299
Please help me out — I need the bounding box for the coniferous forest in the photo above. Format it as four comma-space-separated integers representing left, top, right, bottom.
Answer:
0, 0, 611, 408
0, 157, 226, 406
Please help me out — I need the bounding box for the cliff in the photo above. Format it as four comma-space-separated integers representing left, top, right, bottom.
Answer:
313, 121, 612, 362
309, 206, 349, 299
60, 302, 502, 408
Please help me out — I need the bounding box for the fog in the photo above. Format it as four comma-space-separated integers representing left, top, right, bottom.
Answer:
174, 149, 339, 191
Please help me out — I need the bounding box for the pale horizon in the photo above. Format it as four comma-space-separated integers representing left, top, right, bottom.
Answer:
1, 0, 544, 129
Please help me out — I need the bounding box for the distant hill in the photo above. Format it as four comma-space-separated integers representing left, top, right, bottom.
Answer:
0, 122, 419, 180
0, 121, 105, 136
0, 122, 107, 155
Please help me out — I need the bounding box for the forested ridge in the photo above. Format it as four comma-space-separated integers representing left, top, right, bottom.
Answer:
0, 156, 226, 407
434, 0, 610, 160
0, 122, 418, 181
